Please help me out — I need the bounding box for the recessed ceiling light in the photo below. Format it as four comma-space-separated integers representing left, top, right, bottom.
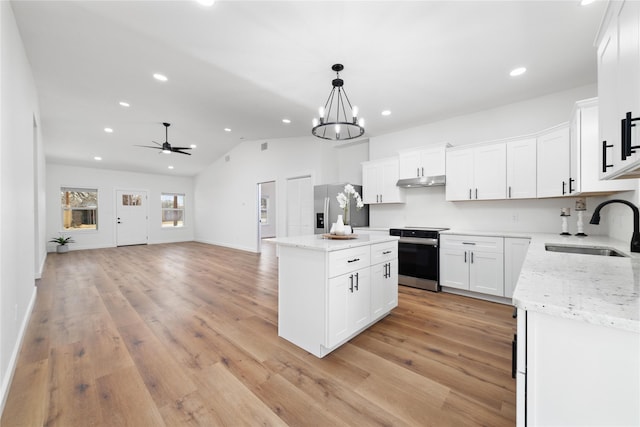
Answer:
510, 67, 527, 77
190, 144, 197, 149
224, 128, 232, 132
195, 0, 215, 6
381, 110, 392, 116
168, 165, 174, 169
282, 119, 291, 124
580, 0, 596, 5
104, 127, 113, 133
119, 101, 130, 107
153, 73, 168, 82
94, 156, 102, 161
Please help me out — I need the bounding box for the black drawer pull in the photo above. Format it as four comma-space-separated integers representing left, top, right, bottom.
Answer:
382, 250, 392, 255
347, 258, 360, 263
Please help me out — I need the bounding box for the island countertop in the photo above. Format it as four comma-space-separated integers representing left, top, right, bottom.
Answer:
267, 234, 398, 252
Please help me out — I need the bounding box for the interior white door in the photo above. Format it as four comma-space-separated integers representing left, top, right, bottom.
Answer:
116, 190, 148, 246
286, 176, 312, 237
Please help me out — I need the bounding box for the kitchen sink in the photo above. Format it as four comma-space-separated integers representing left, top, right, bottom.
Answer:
545, 244, 628, 257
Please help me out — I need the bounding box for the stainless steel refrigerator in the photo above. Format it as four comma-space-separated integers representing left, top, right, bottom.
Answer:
314, 184, 369, 234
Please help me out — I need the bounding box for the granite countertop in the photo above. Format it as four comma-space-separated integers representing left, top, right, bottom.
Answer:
444, 230, 640, 333
267, 234, 398, 252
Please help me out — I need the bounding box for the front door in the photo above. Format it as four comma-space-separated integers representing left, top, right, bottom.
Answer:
116, 190, 148, 246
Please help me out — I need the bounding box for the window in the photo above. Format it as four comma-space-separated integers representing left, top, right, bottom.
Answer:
61, 187, 98, 230
161, 193, 185, 227
260, 196, 269, 224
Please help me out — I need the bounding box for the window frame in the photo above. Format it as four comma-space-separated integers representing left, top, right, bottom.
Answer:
161, 192, 185, 228
60, 187, 99, 232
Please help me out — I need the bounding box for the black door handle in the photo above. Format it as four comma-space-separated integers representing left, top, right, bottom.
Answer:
602, 140, 614, 173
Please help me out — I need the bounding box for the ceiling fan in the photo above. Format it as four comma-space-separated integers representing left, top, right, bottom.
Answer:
136, 122, 192, 155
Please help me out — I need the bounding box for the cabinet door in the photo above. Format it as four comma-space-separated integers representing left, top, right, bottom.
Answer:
439, 248, 469, 290
398, 151, 421, 179
362, 162, 381, 204
504, 238, 530, 298
507, 138, 537, 199
469, 250, 504, 297
618, 1, 640, 167
327, 268, 370, 348
474, 143, 506, 200
537, 126, 570, 198
420, 146, 447, 176
445, 149, 474, 201
371, 259, 398, 320
350, 268, 371, 332
380, 158, 404, 203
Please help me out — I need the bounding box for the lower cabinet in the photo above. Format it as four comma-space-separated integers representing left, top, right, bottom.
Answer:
440, 235, 504, 297
278, 240, 398, 358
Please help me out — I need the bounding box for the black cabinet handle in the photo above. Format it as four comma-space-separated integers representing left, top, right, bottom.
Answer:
416, 167, 420, 177
354, 272, 359, 291
602, 140, 614, 173
468, 188, 472, 200
562, 181, 566, 195
464, 252, 467, 263
382, 250, 392, 255
569, 178, 575, 194
471, 252, 474, 264
622, 112, 640, 160
508, 186, 512, 199
475, 188, 478, 199
347, 258, 360, 263
512, 334, 517, 379
349, 275, 354, 293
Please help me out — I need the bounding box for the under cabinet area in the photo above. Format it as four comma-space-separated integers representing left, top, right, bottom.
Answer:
274, 235, 398, 358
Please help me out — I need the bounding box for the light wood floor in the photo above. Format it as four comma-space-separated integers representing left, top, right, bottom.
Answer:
1, 241, 516, 426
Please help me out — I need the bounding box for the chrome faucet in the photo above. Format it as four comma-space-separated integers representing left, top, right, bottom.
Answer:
589, 199, 640, 253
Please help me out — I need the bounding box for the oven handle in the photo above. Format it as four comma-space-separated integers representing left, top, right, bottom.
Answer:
398, 237, 438, 246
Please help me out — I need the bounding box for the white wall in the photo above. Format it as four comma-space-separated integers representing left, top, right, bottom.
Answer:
194, 135, 359, 252
46, 164, 195, 251
366, 84, 639, 236
0, 2, 45, 413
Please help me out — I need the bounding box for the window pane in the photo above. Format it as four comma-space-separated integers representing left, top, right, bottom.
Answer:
162, 209, 184, 227
61, 188, 98, 230
161, 193, 184, 209
122, 194, 142, 206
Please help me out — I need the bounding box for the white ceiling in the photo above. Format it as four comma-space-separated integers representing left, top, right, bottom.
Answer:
11, 0, 606, 177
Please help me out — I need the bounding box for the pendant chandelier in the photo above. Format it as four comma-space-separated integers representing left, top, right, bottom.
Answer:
312, 64, 365, 141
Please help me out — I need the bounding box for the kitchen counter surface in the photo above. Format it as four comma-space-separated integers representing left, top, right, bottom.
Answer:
512, 233, 638, 333
443, 229, 639, 332
267, 234, 398, 252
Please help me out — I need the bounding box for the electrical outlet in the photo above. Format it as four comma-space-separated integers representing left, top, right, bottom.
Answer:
512, 214, 519, 223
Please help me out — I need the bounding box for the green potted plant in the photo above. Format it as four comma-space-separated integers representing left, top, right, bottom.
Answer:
49, 235, 75, 254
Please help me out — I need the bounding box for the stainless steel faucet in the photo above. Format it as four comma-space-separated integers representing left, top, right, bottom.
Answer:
589, 199, 640, 253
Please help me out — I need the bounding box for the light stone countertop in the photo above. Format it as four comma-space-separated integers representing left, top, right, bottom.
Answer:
267, 234, 398, 252
444, 230, 640, 333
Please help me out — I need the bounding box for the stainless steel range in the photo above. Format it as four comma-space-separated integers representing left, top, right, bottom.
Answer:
389, 227, 449, 292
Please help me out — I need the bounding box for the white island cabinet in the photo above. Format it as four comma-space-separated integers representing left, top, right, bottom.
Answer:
270, 234, 398, 358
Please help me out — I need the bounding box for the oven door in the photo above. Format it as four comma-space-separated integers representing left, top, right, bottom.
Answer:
397, 238, 439, 291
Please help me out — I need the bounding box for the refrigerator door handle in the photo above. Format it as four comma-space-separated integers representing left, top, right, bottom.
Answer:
324, 197, 330, 233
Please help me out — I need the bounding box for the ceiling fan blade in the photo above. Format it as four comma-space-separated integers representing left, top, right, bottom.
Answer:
170, 146, 191, 150
135, 145, 162, 150
151, 140, 163, 146
173, 150, 192, 156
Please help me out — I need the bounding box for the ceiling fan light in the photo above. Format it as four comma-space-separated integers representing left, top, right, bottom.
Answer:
153, 73, 168, 82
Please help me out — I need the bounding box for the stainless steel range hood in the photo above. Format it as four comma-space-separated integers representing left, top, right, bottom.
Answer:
396, 175, 446, 188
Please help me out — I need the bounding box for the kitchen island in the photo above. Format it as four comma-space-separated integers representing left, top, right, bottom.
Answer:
510, 233, 640, 426
268, 234, 398, 358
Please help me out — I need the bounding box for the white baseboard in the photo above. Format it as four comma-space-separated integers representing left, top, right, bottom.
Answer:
440, 286, 512, 305
0, 285, 37, 418
194, 238, 258, 253
35, 251, 47, 279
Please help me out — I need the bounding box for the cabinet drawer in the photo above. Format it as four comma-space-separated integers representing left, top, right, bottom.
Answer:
328, 246, 371, 278
370, 241, 397, 265
440, 234, 504, 253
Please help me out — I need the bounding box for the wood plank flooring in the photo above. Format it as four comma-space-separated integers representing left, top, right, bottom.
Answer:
1, 241, 516, 426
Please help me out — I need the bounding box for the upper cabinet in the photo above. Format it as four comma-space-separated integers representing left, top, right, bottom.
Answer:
362, 158, 405, 204
536, 125, 572, 198
446, 143, 506, 201
506, 138, 537, 199
597, 0, 640, 179
398, 144, 448, 179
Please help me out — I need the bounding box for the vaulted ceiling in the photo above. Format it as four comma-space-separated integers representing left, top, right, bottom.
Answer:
11, 0, 605, 176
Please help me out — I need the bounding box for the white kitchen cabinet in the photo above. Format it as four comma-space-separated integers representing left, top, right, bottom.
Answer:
445, 143, 506, 201
506, 138, 537, 199
517, 310, 640, 426
327, 267, 371, 348
398, 144, 448, 179
504, 238, 530, 299
275, 236, 398, 358
573, 99, 637, 193
597, 1, 640, 179
536, 124, 572, 198
362, 158, 405, 204
439, 234, 504, 297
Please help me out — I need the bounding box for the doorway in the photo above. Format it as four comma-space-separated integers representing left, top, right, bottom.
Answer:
257, 180, 276, 253
116, 189, 148, 246
285, 175, 313, 237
